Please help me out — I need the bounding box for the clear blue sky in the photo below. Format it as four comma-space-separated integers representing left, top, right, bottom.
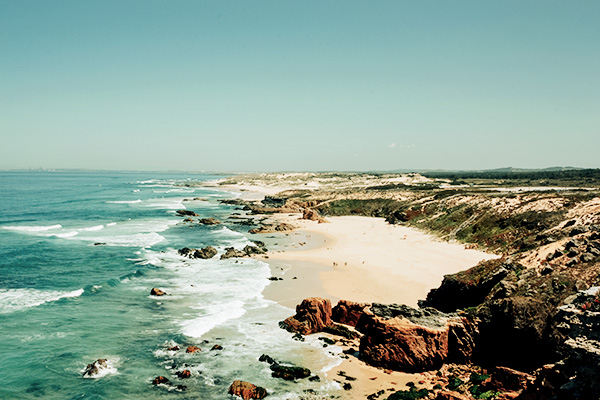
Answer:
1, 1, 598, 172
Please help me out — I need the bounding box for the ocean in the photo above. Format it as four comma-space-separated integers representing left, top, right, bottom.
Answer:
0, 172, 340, 399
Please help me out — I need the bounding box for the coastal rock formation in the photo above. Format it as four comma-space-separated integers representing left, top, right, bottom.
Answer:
356, 305, 475, 372
285, 299, 478, 372
258, 354, 311, 380
198, 217, 221, 225
332, 299, 370, 327
420, 258, 518, 313
547, 287, 600, 396
476, 296, 556, 370
152, 376, 170, 385
220, 245, 265, 259
186, 345, 201, 353
82, 359, 108, 377
434, 391, 470, 400
178, 246, 218, 259
175, 370, 191, 379
280, 297, 332, 335
249, 222, 295, 234
176, 210, 198, 217
228, 380, 268, 399
302, 208, 328, 223
150, 288, 166, 296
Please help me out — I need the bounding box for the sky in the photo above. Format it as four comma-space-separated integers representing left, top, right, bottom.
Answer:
1, 1, 599, 172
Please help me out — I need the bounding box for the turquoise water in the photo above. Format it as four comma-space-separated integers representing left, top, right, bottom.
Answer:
0, 172, 340, 399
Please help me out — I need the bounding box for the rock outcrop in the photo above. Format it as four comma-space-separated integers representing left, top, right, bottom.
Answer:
356, 305, 477, 372
176, 210, 198, 217
476, 296, 556, 370
258, 354, 311, 380
420, 259, 518, 313
332, 299, 370, 327
220, 245, 265, 260
186, 345, 201, 353
175, 370, 191, 379
82, 359, 108, 377
302, 208, 328, 223
150, 288, 166, 296
549, 287, 600, 396
249, 222, 295, 234
228, 380, 268, 399
152, 376, 170, 385
283, 298, 478, 373
178, 246, 218, 259
280, 297, 332, 335
198, 217, 221, 225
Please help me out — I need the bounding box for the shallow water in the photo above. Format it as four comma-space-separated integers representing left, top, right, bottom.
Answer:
0, 172, 341, 399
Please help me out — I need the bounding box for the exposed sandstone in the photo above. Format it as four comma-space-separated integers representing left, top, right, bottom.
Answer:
280, 297, 332, 335
357, 311, 451, 372
228, 380, 268, 399
332, 299, 369, 327
302, 208, 328, 223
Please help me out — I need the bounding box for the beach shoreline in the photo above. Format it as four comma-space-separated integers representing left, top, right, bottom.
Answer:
217, 183, 499, 397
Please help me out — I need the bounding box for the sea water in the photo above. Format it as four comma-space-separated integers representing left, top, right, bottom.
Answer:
0, 172, 341, 399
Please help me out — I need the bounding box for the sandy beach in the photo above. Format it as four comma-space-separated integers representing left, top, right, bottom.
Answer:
250, 211, 499, 398
262, 213, 498, 308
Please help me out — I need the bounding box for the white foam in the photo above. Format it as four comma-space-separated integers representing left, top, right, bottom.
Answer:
106, 222, 117, 227
142, 199, 185, 210
180, 300, 247, 338
2, 224, 62, 232
51, 231, 79, 238
0, 288, 84, 314
107, 199, 142, 204
81, 225, 104, 232
101, 232, 165, 247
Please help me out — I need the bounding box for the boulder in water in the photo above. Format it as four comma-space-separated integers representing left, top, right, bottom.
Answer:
82, 359, 108, 378
228, 380, 268, 399
152, 376, 170, 385
186, 345, 201, 353
150, 288, 166, 296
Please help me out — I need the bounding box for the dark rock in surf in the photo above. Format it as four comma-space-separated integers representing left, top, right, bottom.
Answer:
152, 376, 170, 385
176, 370, 191, 379
176, 210, 198, 217
186, 345, 201, 353
178, 246, 217, 259
198, 217, 221, 225
150, 288, 166, 296
82, 359, 108, 377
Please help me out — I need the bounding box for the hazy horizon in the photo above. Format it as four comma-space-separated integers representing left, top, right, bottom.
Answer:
2, 1, 599, 172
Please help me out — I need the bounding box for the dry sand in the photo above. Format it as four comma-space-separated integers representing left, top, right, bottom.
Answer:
263, 214, 498, 308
